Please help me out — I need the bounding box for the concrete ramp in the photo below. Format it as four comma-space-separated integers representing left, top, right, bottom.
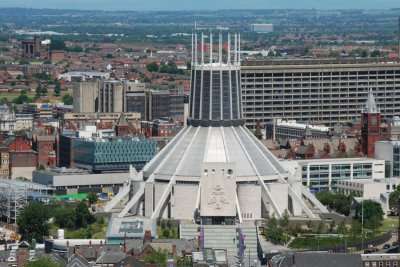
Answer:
301, 187, 329, 213
118, 182, 145, 218
103, 182, 130, 212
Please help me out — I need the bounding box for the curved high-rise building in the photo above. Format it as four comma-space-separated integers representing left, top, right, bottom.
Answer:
109, 33, 327, 227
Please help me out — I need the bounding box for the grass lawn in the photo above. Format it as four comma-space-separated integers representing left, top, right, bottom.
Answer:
290, 236, 345, 250
378, 217, 399, 234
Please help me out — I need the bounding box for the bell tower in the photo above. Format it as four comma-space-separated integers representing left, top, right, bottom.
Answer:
361, 90, 381, 157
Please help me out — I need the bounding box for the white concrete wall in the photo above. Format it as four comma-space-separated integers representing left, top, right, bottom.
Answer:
144, 182, 154, 217
11, 167, 35, 180
375, 142, 394, 162
172, 184, 198, 220
372, 161, 386, 180
267, 183, 288, 217
363, 183, 387, 198
238, 184, 261, 220
154, 182, 168, 218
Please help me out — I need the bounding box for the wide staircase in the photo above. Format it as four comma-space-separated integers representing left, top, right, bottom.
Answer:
240, 225, 260, 267
180, 223, 199, 240
202, 225, 239, 265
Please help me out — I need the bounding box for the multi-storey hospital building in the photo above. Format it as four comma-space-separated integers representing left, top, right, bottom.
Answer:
241, 59, 400, 128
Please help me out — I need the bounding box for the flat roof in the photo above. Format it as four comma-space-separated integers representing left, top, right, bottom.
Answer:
294, 157, 383, 164
242, 58, 400, 67
0, 178, 53, 191
274, 119, 329, 132
107, 216, 156, 239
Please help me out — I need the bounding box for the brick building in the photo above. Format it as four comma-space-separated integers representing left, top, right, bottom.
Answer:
361, 90, 384, 157
6, 135, 37, 180
34, 135, 56, 168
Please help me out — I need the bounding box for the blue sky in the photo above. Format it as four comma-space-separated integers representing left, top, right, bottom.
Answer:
0, 0, 399, 10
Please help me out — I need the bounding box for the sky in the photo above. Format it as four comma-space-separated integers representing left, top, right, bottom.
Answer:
0, 0, 399, 11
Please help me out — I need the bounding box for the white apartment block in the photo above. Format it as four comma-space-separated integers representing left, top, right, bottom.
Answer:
241, 59, 400, 128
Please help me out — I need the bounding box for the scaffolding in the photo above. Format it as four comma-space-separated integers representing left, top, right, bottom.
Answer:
0, 179, 53, 224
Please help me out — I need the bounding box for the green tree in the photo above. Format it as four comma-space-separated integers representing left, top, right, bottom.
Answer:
337, 221, 347, 235
13, 90, 32, 104
54, 81, 61, 97
355, 200, 384, 230
144, 249, 168, 266
67, 46, 83, 53
17, 202, 50, 242
265, 217, 285, 245
316, 191, 352, 216
75, 201, 95, 228
370, 50, 381, 58
54, 206, 76, 229
62, 94, 73, 105
0, 97, 8, 104
146, 62, 159, 72
27, 257, 61, 267
389, 188, 400, 214
350, 219, 362, 239
50, 39, 66, 51
35, 84, 44, 98
279, 210, 290, 230
87, 192, 98, 205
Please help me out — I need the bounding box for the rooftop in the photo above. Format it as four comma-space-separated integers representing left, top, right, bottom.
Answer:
143, 125, 287, 181
274, 119, 330, 132
243, 58, 400, 67
294, 157, 382, 164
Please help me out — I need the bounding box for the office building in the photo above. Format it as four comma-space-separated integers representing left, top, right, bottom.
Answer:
125, 88, 185, 122
98, 80, 124, 113
72, 137, 157, 173
286, 157, 385, 192
241, 59, 400, 128
72, 81, 99, 113
32, 168, 128, 194
375, 140, 400, 177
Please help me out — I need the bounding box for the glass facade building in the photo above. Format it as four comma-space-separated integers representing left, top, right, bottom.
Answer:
73, 137, 157, 172
299, 158, 383, 192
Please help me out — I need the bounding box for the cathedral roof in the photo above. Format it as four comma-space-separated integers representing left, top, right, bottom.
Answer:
143, 125, 288, 181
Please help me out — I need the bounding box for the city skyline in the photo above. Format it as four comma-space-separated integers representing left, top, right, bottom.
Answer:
0, 0, 399, 11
